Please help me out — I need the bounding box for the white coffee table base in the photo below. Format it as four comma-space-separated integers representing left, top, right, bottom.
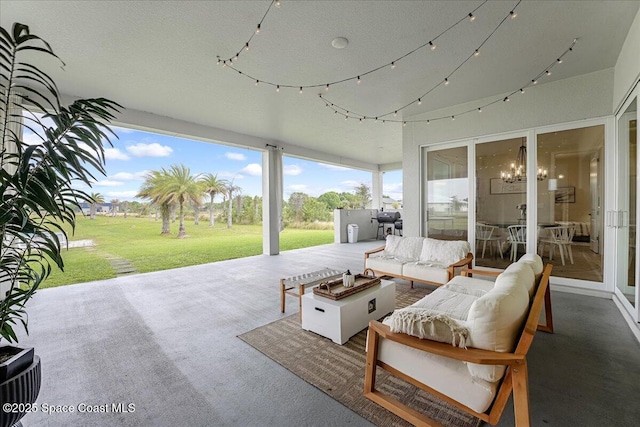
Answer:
301, 280, 396, 345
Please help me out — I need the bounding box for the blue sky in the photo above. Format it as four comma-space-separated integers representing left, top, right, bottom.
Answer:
25, 123, 402, 203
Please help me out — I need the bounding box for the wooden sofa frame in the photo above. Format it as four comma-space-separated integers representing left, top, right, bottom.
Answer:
364, 245, 474, 288
364, 264, 554, 427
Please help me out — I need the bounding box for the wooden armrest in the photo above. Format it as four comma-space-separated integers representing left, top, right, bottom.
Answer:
448, 252, 474, 268
367, 320, 524, 365
364, 245, 386, 258
461, 269, 501, 278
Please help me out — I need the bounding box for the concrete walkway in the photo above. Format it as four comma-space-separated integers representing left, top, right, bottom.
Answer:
16, 240, 640, 426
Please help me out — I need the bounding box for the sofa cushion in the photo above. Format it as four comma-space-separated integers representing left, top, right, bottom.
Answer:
402, 262, 450, 285
518, 253, 544, 284
444, 275, 494, 297
378, 338, 499, 413
503, 261, 536, 298
466, 272, 530, 382
365, 256, 404, 276
385, 236, 424, 261
420, 238, 470, 266
408, 287, 478, 320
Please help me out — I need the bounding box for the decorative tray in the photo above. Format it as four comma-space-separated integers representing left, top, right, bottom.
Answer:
313, 272, 380, 300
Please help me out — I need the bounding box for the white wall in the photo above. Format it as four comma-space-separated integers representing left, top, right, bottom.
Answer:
333, 209, 382, 243
613, 10, 640, 111
402, 68, 615, 237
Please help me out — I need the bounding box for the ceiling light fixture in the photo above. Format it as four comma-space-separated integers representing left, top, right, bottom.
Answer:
331, 37, 349, 49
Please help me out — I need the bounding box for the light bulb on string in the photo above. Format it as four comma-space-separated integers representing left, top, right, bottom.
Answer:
403, 121, 407, 127
234, 53, 239, 61
520, 88, 525, 94
222, 60, 227, 67
510, 10, 517, 19
545, 70, 551, 76
418, 98, 422, 105
478, 107, 482, 112
451, 116, 455, 121
276, 85, 280, 92
504, 96, 510, 102
429, 41, 436, 50
245, 43, 250, 51
427, 120, 430, 125
256, 24, 261, 33
468, 13, 476, 22
255, 80, 259, 86
357, 76, 361, 84
299, 87, 303, 94
391, 62, 396, 69
325, 84, 329, 91
275, 0, 281, 8
394, 111, 397, 117
444, 78, 450, 86
532, 79, 538, 85
474, 49, 480, 57
217, 58, 221, 65
557, 58, 562, 64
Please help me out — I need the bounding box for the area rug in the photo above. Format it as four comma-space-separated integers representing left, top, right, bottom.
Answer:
238, 284, 482, 427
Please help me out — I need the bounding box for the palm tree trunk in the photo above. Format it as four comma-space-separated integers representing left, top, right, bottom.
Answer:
90, 203, 96, 220
227, 195, 233, 229
178, 201, 186, 238
209, 194, 215, 227
161, 203, 170, 234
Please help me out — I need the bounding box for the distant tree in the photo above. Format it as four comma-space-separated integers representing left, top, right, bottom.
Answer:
192, 200, 200, 225
287, 192, 308, 223
354, 183, 371, 209
89, 192, 104, 220
121, 200, 129, 218
138, 169, 172, 234
303, 198, 329, 222
339, 192, 359, 209
253, 196, 260, 224
200, 173, 227, 227
110, 199, 119, 217
224, 181, 241, 229
317, 191, 342, 210
161, 164, 202, 238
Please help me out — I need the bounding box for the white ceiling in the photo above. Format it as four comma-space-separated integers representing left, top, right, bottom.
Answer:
1, 1, 638, 168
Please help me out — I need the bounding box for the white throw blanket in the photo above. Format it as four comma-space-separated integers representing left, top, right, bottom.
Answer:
387, 307, 470, 348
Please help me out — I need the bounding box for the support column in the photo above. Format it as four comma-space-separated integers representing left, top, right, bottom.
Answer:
372, 170, 383, 210
262, 145, 283, 255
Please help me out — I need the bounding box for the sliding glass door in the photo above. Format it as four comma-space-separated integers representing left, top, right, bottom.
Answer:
422, 145, 468, 241
615, 95, 638, 318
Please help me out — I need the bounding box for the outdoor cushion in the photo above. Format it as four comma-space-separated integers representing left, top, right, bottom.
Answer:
386, 236, 424, 261
407, 287, 478, 320
378, 338, 499, 413
443, 276, 494, 296
503, 262, 536, 298
402, 262, 450, 285
420, 238, 471, 266
466, 271, 530, 382
366, 256, 404, 276
518, 253, 544, 283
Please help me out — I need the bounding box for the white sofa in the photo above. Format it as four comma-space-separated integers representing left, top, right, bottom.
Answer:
364, 254, 554, 426
364, 235, 473, 286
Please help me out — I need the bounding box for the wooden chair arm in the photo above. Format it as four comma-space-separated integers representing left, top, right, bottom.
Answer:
364, 245, 386, 259
461, 269, 501, 278
368, 320, 524, 365
448, 252, 474, 268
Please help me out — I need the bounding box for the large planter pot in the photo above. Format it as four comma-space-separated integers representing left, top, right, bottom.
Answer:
0, 356, 41, 427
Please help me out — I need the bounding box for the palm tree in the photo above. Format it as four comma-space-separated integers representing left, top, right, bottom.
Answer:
138, 170, 172, 234
224, 181, 241, 229
200, 173, 227, 227
160, 164, 202, 238
89, 192, 104, 220
110, 199, 119, 217
121, 200, 129, 218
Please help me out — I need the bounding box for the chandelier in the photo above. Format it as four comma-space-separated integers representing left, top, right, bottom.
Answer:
501, 139, 547, 183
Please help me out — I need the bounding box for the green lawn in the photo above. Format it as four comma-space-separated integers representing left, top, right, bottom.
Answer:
44, 216, 333, 288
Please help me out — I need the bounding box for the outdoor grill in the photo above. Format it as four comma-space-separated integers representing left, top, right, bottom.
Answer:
375, 211, 401, 239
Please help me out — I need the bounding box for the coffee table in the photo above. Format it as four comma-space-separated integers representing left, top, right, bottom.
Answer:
301, 279, 396, 344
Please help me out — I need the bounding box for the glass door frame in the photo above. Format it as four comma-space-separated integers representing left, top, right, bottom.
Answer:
420, 139, 474, 241
614, 86, 639, 322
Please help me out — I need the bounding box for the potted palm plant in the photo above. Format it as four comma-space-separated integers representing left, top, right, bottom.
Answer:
1, 22, 121, 427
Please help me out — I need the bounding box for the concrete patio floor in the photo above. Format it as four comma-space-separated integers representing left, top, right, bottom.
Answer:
16, 240, 640, 426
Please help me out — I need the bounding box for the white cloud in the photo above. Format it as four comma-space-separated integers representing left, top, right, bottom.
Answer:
105, 148, 130, 160
93, 180, 124, 187
105, 190, 139, 199
318, 163, 351, 171
126, 142, 173, 157
340, 180, 361, 189
217, 171, 244, 180
383, 183, 403, 193
240, 163, 262, 176
110, 171, 148, 181
284, 165, 303, 176
225, 152, 247, 161
287, 184, 309, 192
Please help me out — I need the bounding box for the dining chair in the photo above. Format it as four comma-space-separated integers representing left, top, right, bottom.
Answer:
538, 225, 576, 265
476, 223, 503, 259
507, 225, 527, 262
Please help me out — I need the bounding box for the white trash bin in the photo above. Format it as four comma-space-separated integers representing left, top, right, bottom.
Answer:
347, 224, 359, 243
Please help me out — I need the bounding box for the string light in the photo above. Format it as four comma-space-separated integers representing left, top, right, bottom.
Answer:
474, 49, 480, 56
545, 70, 551, 76
444, 78, 450, 86
325, 84, 329, 91
276, 85, 280, 92
557, 58, 562, 64
319, 38, 578, 126
418, 98, 422, 105
510, 10, 517, 19
217, 0, 494, 90
357, 76, 361, 84
255, 80, 259, 86
299, 87, 303, 94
